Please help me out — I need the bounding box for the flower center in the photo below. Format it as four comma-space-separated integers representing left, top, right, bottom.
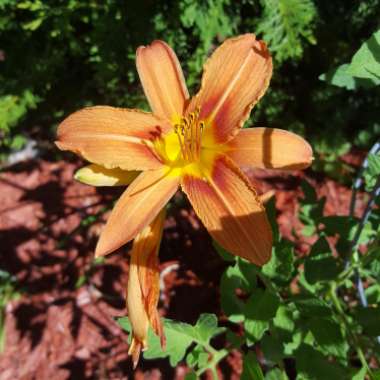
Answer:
173, 107, 205, 163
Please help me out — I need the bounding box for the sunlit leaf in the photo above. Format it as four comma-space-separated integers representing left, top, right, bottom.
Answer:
347, 29, 380, 84
241, 351, 264, 380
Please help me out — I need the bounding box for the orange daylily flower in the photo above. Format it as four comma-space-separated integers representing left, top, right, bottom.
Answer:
56, 34, 312, 266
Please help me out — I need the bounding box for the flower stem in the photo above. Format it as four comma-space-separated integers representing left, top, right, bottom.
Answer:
329, 284, 374, 379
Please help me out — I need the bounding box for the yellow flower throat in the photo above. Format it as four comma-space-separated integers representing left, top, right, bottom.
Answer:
153, 107, 207, 166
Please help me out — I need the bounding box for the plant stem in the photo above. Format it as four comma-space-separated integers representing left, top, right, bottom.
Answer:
329, 284, 374, 379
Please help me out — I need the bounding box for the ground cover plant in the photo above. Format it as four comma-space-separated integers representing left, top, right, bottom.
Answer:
0, 1, 380, 379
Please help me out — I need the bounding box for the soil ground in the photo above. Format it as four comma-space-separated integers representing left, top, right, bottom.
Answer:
0, 151, 366, 380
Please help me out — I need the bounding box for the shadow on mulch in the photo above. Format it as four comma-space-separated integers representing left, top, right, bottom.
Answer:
0, 157, 231, 379
0, 153, 362, 379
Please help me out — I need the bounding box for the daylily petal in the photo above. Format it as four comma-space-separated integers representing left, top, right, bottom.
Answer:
56, 106, 170, 171
127, 210, 165, 368
181, 156, 272, 265
95, 168, 179, 257
74, 164, 139, 186
188, 34, 272, 144
259, 190, 275, 204
136, 40, 189, 120
226, 128, 313, 170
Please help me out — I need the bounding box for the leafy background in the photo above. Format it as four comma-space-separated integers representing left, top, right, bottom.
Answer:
1, 0, 379, 169
1, 0, 380, 379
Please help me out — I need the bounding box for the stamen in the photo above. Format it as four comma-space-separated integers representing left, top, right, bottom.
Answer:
173, 107, 204, 163
174, 124, 187, 160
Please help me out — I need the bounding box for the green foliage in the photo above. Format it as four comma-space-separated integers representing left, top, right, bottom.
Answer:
0, 90, 39, 152
117, 169, 380, 377
320, 29, 380, 89
241, 351, 265, 380
304, 236, 342, 283
319, 64, 375, 91
118, 313, 226, 374
348, 30, 380, 83
0, 0, 378, 176
364, 152, 380, 190
257, 0, 317, 62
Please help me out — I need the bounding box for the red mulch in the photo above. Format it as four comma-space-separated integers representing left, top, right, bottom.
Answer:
0, 152, 366, 380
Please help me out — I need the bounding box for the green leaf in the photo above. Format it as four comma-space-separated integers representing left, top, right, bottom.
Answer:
244, 319, 269, 344
293, 296, 332, 318
244, 290, 280, 344
220, 263, 249, 322
299, 180, 325, 226
237, 258, 260, 291
117, 314, 224, 366
273, 305, 295, 332
301, 180, 318, 203
320, 62, 379, 90
117, 317, 189, 366
319, 64, 358, 90
320, 216, 357, 239
186, 345, 209, 369
295, 344, 346, 379
261, 334, 284, 363
192, 313, 225, 344
244, 290, 280, 321
241, 351, 264, 380
10, 135, 26, 150
274, 305, 295, 333
365, 284, 380, 304
284, 330, 303, 355
369, 251, 380, 281
184, 371, 198, 380
304, 236, 342, 283
22, 17, 44, 31
347, 29, 380, 84
226, 329, 244, 348
368, 153, 380, 176
262, 241, 294, 284
373, 369, 380, 380
266, 368, 289, 380
364, 153, 380, 190
354, 307, 380, 336
351, 366, 367, 380
308, 317, 348, 358
302, 225, 317, 237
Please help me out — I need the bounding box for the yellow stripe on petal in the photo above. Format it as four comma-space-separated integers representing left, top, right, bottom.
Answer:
74, 164, 139, 186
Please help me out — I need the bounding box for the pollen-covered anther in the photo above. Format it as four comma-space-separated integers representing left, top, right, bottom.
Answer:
174, 107, 204, 162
